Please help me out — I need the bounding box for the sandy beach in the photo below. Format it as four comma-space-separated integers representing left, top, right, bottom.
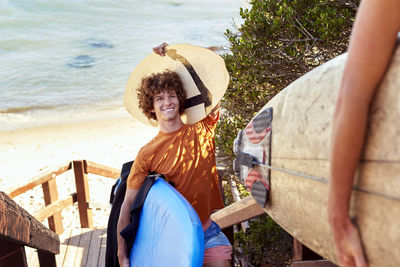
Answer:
0, 110, 158, 229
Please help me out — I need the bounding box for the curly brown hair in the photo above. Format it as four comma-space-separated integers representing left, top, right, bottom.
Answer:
137, 70, 186, 121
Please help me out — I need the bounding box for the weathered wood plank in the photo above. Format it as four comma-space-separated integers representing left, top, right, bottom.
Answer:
0, 192, 30, 244
211, 195, 265, 229
73, 160, 93, 228
42, 178, 63, 234
98, 229, 107, 267
5, 162, 71, 198
291, 260, 337, 267
0, 192, 59, 254
56, 229, 72, 267
29, 217, 60, 255
52, 228, 108, 267
75, 228, 92, 267
34, 193, 77, 222
62, 228, 81, 267
86, 160, 120, 179
86, 229, 103, 267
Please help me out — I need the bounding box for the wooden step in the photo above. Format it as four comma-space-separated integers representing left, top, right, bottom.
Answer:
27, 228, 107, 267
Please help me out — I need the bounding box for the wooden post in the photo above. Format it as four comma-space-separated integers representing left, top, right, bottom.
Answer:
0, 238, 28, 267
291, 260, 338, 267
293, 238, 305, 262
293, 238, 322, 261
42, 178, 63, 234
292, 239, 337, 267
216, 168, 235, 246
73, 160, 93, 228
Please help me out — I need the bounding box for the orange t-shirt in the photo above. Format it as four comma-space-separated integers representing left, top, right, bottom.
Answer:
127, 114, 224, 224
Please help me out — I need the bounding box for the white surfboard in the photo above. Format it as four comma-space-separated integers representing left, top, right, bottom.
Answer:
234, 44, 400, 266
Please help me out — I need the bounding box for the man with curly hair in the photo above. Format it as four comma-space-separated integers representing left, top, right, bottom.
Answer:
117, 43, 232, 267
136, 70, 186, 124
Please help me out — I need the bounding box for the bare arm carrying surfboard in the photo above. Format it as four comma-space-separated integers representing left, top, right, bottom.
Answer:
234, 37, 400, 267
328, 1, 400, 266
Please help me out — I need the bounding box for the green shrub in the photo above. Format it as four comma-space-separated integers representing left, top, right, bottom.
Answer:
216, 0, 359, 166
234, 214, 293, 266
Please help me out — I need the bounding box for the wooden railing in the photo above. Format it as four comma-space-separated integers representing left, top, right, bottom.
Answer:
0, 192, 60, 266
1, 160, 120, 266
4, 160, 119, 234
211, 195, 264, 229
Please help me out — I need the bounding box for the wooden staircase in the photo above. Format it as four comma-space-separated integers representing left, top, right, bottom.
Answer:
1, 160, 118, 267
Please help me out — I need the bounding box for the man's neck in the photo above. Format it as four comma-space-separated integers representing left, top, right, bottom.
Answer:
158, 117, 185, 133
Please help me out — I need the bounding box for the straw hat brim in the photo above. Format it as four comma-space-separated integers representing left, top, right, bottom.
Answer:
123, 44, 229, 127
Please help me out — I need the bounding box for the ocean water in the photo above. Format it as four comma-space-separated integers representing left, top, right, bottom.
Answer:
0, 0, 247, 131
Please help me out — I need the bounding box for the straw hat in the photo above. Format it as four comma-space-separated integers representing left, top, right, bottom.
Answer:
124, 43, 229, 127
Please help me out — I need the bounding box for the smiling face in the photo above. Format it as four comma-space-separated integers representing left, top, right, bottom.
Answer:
137, 71, 186, 122
151, 90, 181, 122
